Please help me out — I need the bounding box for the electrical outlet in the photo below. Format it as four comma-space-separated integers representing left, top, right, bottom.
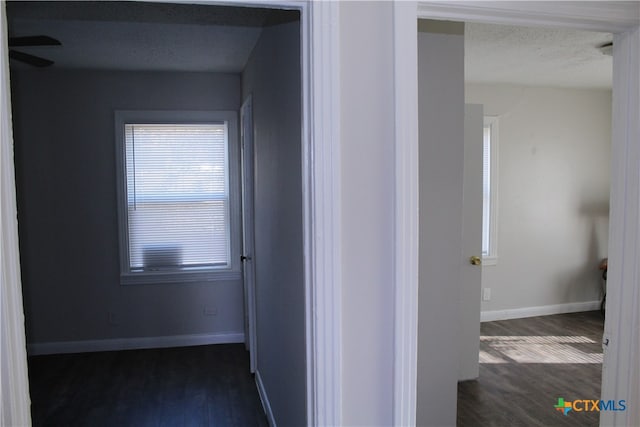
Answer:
482, 288, 491, 302
203, 305, 218, 316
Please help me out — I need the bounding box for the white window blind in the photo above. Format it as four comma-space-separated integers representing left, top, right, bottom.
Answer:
482, 124, 491, 256
124, 123, 230, 271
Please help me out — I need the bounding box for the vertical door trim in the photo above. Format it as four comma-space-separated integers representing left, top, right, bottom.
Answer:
305, 1, 343, 425
392, 2, 419, 426
0, 3, 32, 425
601, 25, 640, 427
240, 95, 257, 373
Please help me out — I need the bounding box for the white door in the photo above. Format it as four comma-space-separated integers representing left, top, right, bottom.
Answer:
240, 95, 257, 373
459, 104, 484, 381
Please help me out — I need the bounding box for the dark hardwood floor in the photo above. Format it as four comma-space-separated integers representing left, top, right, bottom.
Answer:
28, 344, 268, 427
458, 311, 605, 427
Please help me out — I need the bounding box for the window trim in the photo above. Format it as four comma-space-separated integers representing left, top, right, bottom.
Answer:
115, 110, 241, 285
483, 116, 499, 266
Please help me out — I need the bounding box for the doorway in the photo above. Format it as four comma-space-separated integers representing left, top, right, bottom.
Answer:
4, 1, 305, 425
460, 22, 613, 424
415, 3, 640, 426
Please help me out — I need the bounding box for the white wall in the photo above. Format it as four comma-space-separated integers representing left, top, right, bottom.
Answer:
241, 20, 306, 427
10, 70, 244, 350
339, 2, 396, 425
466, 84, 611, 314
417, 20, 465, 426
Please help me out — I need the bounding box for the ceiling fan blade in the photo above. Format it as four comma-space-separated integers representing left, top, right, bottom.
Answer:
9, 35, 61, 47
9, 50, 54, 67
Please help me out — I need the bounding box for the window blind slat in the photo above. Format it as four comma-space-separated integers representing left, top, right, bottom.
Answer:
482, 125, 491, 256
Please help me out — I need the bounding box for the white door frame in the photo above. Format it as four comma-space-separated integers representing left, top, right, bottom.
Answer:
410, 2, 640, 426
1, 4, 32, 426
602, 23, 640, 427
303, 2, 343, 425
391, 3, 420, 426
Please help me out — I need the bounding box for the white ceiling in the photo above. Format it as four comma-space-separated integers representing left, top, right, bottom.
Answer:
7, 1, 298, 73
465, 22, 613, 89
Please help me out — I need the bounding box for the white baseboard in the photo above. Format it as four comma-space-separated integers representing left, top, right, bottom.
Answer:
481, 300, 601, 322
28, 331, 245, 356
255, 370, 276, 427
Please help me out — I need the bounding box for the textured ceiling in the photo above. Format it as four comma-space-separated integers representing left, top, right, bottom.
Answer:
8, 18, 263, 72
465, 22, 613, 89
6, 1, 299, 72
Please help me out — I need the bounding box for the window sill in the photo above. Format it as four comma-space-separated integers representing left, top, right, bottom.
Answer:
482, 256, 498, 266
120, 269, 242, 285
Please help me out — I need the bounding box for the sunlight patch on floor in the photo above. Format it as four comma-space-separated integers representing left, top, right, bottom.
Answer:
479, 335, 603, 364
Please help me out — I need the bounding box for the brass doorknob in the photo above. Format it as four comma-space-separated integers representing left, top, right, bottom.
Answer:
470, 256, 481, 266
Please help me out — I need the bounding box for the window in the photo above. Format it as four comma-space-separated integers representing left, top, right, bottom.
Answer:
115, 111, 240, 284
482, 116, 498, 265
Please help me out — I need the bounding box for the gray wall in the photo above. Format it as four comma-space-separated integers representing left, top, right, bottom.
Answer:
11, 70, 244, 345
241, 21, 306, 426
417, 20, 465, 426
